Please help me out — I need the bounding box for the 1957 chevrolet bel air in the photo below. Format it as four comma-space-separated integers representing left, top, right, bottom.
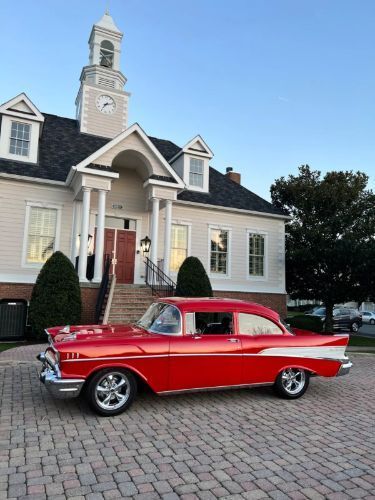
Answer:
37, 298, 352, 416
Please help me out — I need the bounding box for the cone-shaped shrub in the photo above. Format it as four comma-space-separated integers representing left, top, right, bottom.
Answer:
29, 251, 82, 337
175, 256, 213, 297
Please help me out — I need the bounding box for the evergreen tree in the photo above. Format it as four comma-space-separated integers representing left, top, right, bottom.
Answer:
29, 251, 82, 337
175, 257, 213, 297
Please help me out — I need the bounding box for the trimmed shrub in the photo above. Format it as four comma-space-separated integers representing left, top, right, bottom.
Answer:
286, 315, 324, 333
29, 251, 82, 338
175, 257, 213, 297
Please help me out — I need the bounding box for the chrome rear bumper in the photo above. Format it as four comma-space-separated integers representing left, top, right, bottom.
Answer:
38, 353, 85, 399
337, 360, 352, 377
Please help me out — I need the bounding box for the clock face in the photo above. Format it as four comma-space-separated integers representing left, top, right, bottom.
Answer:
96, 94, 116, 114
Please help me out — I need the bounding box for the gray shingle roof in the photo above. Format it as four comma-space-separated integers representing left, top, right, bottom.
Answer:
0, 112, 283, 216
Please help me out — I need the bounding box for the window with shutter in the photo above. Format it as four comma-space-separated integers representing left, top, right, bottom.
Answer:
26, 207, 57, 264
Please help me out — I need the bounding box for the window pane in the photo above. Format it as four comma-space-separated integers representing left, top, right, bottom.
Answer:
249, 234, 265, 276
170, 225, 188, 272
238, 313, 283, 335
210, 229, 228, 274
195, 312, 233, 335
9, 121, 30, 157
27, 207, 57, 264
189, 158, 204, 187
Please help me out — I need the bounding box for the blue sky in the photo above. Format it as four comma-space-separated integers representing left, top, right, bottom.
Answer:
1, 0, 374, 200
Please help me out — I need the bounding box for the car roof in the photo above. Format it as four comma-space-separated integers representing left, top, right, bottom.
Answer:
158, 297, 280, 320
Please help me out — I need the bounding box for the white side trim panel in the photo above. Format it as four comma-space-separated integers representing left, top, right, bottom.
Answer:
258, 346, 347, 361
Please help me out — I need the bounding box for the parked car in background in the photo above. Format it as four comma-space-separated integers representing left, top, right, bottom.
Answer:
307, 307, 362, 333
361, 311, 375, 325
37, 298, 351, 416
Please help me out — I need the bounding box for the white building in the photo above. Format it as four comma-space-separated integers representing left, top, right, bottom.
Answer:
0, 12, 288, 322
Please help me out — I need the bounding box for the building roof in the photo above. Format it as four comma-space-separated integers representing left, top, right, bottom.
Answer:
0, 112, 283, 216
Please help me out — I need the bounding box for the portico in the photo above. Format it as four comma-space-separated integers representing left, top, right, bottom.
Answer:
66, 124, 184, 284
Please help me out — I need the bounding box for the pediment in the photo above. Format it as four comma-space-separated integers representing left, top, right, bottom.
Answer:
0, 93, 44, 122
74, 124, 185, 187
170, 134, 213, 162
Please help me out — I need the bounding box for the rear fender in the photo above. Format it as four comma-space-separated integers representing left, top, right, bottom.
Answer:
276, 358, 342, 378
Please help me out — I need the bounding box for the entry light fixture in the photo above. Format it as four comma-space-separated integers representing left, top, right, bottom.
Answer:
140, 236, 151, 254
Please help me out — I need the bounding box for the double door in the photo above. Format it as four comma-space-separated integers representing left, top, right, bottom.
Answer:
103, 228, 136, 284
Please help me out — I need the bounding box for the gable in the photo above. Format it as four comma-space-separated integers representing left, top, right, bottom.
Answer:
187, 139, 208, 153
0, 93, 44, 123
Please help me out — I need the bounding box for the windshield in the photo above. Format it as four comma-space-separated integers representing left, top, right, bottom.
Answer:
137, 302, 182, 335
313, 307, 326, 316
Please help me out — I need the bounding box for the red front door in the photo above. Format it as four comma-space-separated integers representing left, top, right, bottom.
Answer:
101, 229, 136, 284
116, 230, 136, 284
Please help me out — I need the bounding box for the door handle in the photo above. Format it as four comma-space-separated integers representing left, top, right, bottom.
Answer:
227, 338, 239, 343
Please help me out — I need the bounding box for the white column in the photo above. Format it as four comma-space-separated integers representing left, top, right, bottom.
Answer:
150, 198, 160, 265
78, 187, 91, 282
163, 200, 172, 274
70, 200, 82, 264
93, 189, 107, 282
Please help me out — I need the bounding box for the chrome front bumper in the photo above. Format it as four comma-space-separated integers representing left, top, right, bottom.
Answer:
337, 360, 352, 377
38, 353, 85, 399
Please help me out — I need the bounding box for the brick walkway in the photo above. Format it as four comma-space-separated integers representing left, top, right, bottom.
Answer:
0, 346, 374, 499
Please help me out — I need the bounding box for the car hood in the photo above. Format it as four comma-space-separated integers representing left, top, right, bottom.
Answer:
47, 323, 150, 343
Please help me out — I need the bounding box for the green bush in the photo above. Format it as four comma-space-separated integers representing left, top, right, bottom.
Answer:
175, 256, 213, 297
286, 315, 324, 333
29, 251, 82, 338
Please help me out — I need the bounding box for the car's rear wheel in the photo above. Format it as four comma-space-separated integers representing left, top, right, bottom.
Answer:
86, 369, 137, 416
350, 322, 360, 334
273, 368, 310, 399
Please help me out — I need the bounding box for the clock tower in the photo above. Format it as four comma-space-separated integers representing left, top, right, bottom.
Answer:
75, 12, 130, 138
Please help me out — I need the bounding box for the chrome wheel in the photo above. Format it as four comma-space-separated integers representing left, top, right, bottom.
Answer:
94, 372, 131, 411
281, 368, 306, 395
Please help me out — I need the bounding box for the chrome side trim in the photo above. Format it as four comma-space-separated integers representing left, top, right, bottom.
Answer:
158, 382, 274, 395
61, 351, 348, 363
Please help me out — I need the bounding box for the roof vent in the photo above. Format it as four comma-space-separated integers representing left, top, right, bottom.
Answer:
225, 167, 241, 185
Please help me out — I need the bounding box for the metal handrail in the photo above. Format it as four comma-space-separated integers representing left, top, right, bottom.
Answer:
144, 257, 176, 297
95, 255, 111, 323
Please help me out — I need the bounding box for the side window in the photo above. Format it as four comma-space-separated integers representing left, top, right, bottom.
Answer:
238, 313, 283, 336
194, 312, 233, 335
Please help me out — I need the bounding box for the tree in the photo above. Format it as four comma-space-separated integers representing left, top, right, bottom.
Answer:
29, 251, 82, 337
271, 165, 375, 331
175, 257, 213, 297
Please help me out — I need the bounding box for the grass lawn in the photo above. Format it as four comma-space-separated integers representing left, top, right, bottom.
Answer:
348, 336, 375, 347
286, 311, 305, 317
0, 342, 21, 352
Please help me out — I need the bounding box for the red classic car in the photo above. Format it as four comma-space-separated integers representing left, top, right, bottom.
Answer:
37, 298, 352, 416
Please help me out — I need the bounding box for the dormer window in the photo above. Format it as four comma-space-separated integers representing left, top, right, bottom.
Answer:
189, 158, 204, 188
100, 40, 114, 68
9, 121, 30, 157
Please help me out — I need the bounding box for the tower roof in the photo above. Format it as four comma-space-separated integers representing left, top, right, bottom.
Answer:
94, 12, 121, 34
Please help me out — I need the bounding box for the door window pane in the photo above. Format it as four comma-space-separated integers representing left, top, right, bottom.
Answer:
170, 224, 188, 272
238, 313, 283, 335
195, 312, 233, 335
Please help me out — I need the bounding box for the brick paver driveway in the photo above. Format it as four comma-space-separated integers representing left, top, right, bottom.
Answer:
0, 345, 375, 499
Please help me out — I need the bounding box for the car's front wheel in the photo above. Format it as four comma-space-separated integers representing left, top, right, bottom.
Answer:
370, 319, 375, 325
86, 369, 137, 416
273, 368, 310, 399
350, 322, 360, 334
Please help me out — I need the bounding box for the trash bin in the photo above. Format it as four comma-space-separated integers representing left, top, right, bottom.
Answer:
0, 299, 27, 340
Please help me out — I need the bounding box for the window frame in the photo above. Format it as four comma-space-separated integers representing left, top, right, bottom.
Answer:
22, 202, 62, 269
208, 225, 232, 279
246, 229, 268, 281
9, 121, 31, 157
